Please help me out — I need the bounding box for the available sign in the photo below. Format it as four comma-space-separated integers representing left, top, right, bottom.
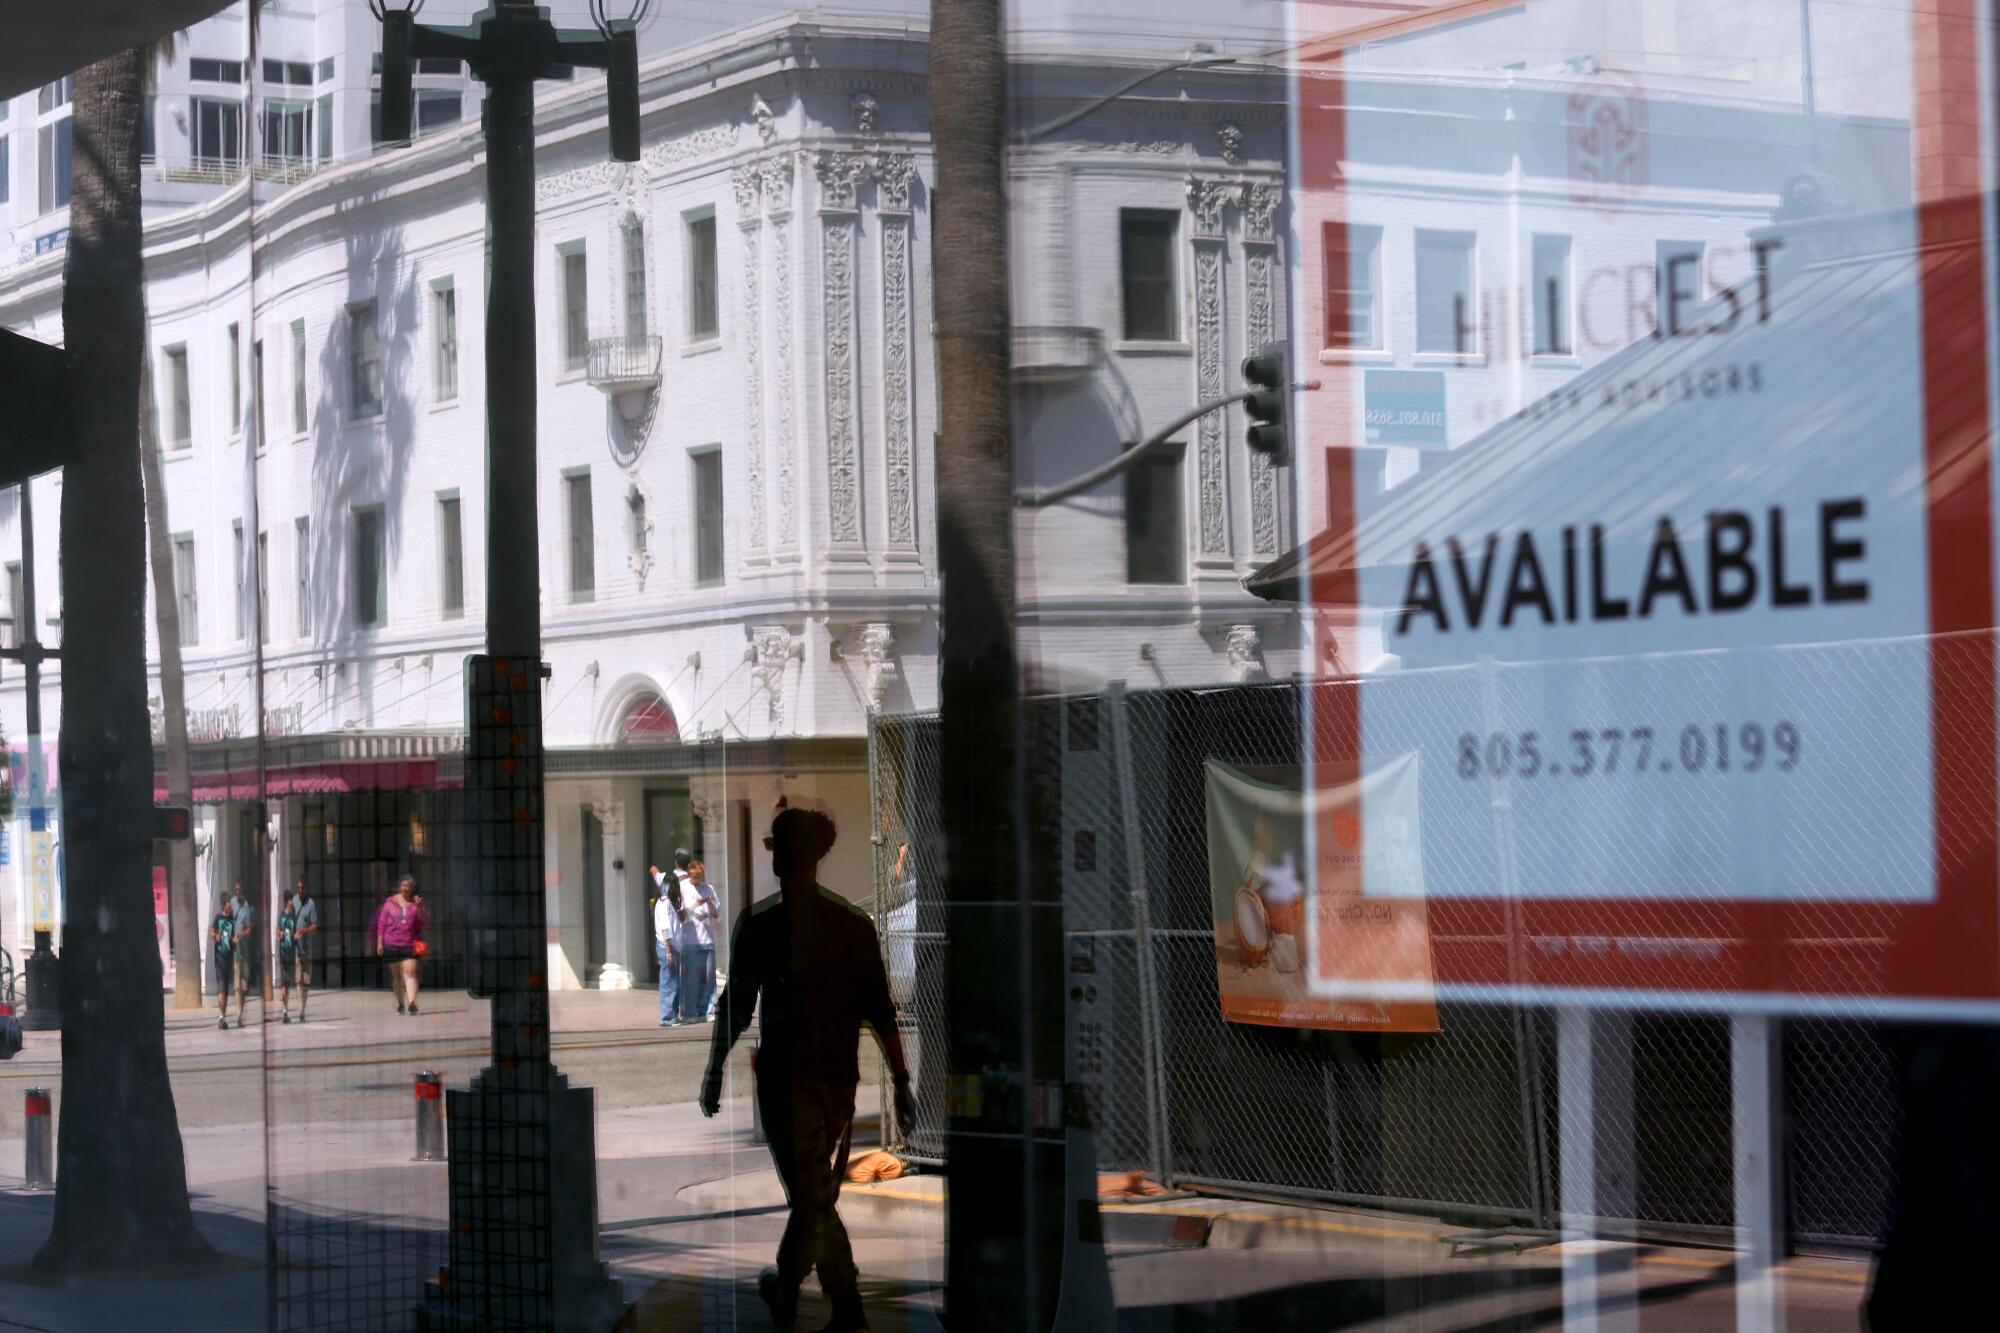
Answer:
1291, 0, 1998, 1014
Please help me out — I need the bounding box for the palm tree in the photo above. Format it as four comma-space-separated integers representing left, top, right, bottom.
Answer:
35, 46, 212, 1276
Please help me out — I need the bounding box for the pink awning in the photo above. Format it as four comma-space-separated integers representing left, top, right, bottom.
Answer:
153, 760, 451, 804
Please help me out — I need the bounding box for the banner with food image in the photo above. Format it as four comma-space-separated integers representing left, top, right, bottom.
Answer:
1206, 757, 1438, 1033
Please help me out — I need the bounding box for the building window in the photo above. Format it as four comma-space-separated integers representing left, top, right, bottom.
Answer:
693, 449, 724, 585
622, 216, 648, 337
290, 319, 308, 434
432, 281, 458, 402
256, 529, 268, 644
561, 248, 589, 371
226, 322, 241, 433
438, 493, 464, 619
1532, 234, 1572, 356
1415, 229, 1477, 354
0, 138, 9, 205
1322, 223, 1383, 351
262, 59, 313, 87
686, 214, 718, 341
37, 77, 73, 113
352, 506, 386, 629
1120, 210, 1180, 342
294, 516, 311, 638
261, 99, 313, 163
139, 95, 154, 161
191, 97, 243, 167
315, 93, 333, 160
566, 471, 595, 602
164, 345, 192, 448
252, 338, 266, 446
348, 300, 382, 419
1656, 239, 1705, 338
233, 521, 246, 640
38, 119, 72, 212
417, 90, 463, 135
172, 534, 198, 646
4, 563, 22, 649
1125, 442, 1185, 585
318, 58, 336, 83
188, 59, 243, 85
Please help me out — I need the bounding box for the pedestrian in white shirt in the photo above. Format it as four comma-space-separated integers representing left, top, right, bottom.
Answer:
650, 864, 683, 1026
680, 858, 722, 1021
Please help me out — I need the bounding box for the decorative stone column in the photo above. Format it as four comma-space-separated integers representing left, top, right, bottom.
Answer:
763, 153, 800, 562
1239, 180, 1283, 560
733, 161, 768, 565
874, 153, 921, 563
752, 625, 795, 732
859, 622, 898, 713
1225, 624, 1266, 682
816, 150, 872, 562
592, 800, 635, 990
1187, 176, 1235, 568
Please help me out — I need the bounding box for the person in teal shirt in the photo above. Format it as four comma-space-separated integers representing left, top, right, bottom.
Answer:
211, 898, 236, 1031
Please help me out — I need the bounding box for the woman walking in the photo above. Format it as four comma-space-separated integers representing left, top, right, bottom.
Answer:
374, 874, 429, 1016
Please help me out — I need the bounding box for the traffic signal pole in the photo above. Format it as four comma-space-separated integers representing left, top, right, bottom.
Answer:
3, 481, 62, 1031
371, 4, 640, 1328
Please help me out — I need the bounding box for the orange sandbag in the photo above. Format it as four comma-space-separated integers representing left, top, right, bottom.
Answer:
846, 1149, 908, 1183
1097, 1172, 1170, 1200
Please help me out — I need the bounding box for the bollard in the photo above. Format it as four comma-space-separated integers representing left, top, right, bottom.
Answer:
414, 1070, 445, 1162
23, 1087, 52, 1189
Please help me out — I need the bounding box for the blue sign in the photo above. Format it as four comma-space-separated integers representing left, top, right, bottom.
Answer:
1364, 369, 1447, 446
34, 229, 68, 257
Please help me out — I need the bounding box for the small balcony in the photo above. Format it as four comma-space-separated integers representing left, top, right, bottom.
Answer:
1011, 325, 1102, 385
586, 334, 663, 394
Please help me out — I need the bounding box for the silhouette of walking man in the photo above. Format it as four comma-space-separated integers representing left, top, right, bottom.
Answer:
700, 805, 915, 1331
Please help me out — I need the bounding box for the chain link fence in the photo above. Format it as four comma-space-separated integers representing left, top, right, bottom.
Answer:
869, 671, 1905, 1247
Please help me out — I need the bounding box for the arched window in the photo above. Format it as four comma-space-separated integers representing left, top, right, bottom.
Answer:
617, 691, 678, 745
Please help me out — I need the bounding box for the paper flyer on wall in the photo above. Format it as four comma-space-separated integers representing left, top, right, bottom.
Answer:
1205, 757, 1437, 1033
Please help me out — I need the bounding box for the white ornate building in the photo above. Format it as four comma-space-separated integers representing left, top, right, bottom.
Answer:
0, 0, 1903, 989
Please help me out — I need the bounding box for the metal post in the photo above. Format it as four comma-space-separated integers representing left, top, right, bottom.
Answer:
1107, 681, 1171, 1186
23, 1085, 52, 1188
15, 482, 60, 1031
1558, 1008, 1639, 1333
1732, 1014, 1787, 1333
414, 1069, 445, 1161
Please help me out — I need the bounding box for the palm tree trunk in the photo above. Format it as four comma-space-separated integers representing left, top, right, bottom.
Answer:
929, 1, 1065, 1326
35, 46, 210, 1276
140, 334, 201, 1010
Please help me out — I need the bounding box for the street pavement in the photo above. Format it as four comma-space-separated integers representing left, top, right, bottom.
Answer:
0, 989, 1873, 1330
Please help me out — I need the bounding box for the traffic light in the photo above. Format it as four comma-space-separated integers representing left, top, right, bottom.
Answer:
148, 805, 193, 842
377, 8, 415, 143
1241, 343, 1290, 467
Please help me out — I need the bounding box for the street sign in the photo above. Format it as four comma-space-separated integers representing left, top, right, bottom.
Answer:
1290, 1, 1999, 1014
28, 826, 54, 934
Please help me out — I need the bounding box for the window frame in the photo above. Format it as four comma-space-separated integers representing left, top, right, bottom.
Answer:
172, 533, 198, 646
1321, 222, 1385, 354
1118, 209, 1182, 344
294, 516, 311, 639
1124, 440, 1187, 586
347, 299, 383, 421
290, 318, 308, 436
351, 504, 387, 630
437, 492, 465, 619
691, 447, 724, 586
1414, 227, 1479, 358
431, 278, 459, 404
559, 244, 590, 374
226, 322, 241, 436
565, 468, 595, 603
164, 344, 193, 449
1531, 232, 1574, 358
685, 210, 719, 344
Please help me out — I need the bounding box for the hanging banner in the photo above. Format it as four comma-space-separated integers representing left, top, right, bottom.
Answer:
1206, 759, 1437, 1032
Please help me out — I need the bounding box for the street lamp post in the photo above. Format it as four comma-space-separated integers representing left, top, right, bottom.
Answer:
370, 4, 641, 1328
